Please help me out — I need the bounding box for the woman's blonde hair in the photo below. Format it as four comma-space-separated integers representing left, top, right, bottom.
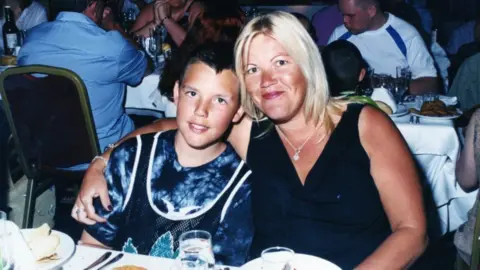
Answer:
234, 11, 345, 134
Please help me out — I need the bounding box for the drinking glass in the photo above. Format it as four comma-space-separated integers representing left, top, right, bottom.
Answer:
261, 247, 295, 270
147, 27, 164, 68
394, 66, 412, 104
0, 211, 13, 270
176, 230, 215, 270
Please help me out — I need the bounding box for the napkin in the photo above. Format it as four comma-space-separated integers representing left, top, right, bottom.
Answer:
4, 221, 37, 270
371, 87, 398, 113
439, 95, 458, 106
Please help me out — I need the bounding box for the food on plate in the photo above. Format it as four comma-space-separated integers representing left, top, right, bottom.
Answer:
347, 96, 379, 108
375, 101, 393, 115
113, 266, 147, 270
25, 223, 60, 261
409, 100, 459, 117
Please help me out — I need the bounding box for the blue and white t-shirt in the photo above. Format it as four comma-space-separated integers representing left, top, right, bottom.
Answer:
86, 130, 253, 266
328, 13, 437, 80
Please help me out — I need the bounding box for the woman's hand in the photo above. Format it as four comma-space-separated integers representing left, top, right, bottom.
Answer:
154, 0, 171, 26
71, 118, 178, 225
71, 158, 111, 225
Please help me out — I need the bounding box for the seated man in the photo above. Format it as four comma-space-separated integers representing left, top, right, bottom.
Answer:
79, 42, 253, 266
329, 0, 438, 95
18, 0, 147, 153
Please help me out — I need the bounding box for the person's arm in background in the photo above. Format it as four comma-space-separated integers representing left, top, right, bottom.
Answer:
156, 1, 203, 46
407, 35, 439, 95
456, 110, 480, 192
116, 33, 149, 82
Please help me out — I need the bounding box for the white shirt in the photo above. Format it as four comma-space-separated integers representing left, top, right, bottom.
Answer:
0, 1, 47, 52
16, 1, 47, 31
328, 13, 437, 80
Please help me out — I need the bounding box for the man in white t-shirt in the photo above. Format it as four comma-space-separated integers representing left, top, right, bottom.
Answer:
328, 0, 438, 94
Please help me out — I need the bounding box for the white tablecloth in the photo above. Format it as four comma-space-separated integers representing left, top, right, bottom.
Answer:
63, 245, 239, 270
126, 72, 176, 118
393, 114, 477, 236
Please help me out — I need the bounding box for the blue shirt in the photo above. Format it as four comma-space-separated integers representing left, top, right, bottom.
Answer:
18, 12, 147, 152
86, 130, 254, 266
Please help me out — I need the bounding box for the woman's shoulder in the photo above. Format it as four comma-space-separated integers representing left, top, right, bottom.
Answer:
189, 1, 206, 12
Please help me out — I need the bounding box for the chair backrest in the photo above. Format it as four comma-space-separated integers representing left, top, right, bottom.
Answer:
470, 200, 480, 269
0, 65, 100, 177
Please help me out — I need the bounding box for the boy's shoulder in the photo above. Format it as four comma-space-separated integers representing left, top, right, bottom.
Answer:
114, 131, 175, 152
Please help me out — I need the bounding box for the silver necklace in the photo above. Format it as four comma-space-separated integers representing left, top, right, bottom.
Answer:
276, 127, 317, 161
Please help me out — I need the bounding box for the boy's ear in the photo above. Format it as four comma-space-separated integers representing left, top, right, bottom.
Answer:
173, 81, 180, 106
232, 106, 245, 124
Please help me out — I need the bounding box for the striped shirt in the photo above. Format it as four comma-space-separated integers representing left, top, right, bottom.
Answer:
328, 13, 437, 80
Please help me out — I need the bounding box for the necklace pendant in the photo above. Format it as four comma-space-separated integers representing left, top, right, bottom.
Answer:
293, 151, 300, 161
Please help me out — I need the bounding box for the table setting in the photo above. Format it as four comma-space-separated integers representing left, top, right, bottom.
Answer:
343, 67, 476, 236
0, 212, 342, 270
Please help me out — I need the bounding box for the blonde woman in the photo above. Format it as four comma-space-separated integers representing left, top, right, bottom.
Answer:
72, 11, 426, 269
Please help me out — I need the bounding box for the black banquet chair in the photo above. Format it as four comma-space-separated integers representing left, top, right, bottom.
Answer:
0, 65, 100, 228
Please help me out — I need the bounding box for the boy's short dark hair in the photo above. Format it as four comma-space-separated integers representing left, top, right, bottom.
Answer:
322, 40, 368, 96
178, 41, 236, 85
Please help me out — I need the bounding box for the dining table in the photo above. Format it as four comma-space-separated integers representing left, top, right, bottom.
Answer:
391, 102, 476, 237
63, 245, 239, 270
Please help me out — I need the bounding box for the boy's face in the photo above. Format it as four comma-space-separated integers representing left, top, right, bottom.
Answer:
174, 62, 243, 150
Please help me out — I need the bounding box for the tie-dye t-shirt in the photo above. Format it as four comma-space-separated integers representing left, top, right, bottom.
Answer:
86, 130, 253, 266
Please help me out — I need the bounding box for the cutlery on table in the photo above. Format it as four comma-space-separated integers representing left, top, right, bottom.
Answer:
83, 251, 112, 270
97, 253, 124, 270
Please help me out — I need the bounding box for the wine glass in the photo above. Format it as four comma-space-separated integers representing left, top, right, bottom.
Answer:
174, 230, 215, 270
147, 27, 164, 68
261, 247, 295, 270
0, 211, 13, 270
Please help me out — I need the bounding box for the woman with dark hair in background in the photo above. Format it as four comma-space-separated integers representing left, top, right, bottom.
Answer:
322, 40, 368, 97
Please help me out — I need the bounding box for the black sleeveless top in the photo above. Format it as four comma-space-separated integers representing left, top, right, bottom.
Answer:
247, 104, 391, 269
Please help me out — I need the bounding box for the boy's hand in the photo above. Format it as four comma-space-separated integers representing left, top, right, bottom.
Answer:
71, 158, 111, 225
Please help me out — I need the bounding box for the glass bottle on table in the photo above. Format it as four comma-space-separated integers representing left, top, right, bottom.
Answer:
2, 6, 19, 56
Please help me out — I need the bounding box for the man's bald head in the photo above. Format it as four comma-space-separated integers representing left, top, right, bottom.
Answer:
353, 0, 380, 9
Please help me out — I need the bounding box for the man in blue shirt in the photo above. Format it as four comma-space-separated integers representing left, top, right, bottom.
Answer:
18, 0, 147, 152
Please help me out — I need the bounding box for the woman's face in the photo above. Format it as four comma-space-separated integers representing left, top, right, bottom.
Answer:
243, 34, 308, 123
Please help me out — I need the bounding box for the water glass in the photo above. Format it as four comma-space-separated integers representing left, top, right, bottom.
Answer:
177, 230, 215, 270
261, 247, 295, 270
0, 211, 13, 270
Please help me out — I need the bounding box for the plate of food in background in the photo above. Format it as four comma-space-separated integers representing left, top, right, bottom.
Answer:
21, 223, 75, 270
409, 99, 461, 120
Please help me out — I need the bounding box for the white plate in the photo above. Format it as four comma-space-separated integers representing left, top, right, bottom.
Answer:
21, 229, 76, 270
410, 108, 462, 120
241, 253, 341, 270
390, 104, 408, 117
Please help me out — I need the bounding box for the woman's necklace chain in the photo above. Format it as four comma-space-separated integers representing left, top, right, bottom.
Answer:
276, 126, 318, 161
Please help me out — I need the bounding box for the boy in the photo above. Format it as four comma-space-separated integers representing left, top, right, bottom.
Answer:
80, 42, 253, 266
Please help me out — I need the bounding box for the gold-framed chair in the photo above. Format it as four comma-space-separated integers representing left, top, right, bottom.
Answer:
0, 65, 100, 228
